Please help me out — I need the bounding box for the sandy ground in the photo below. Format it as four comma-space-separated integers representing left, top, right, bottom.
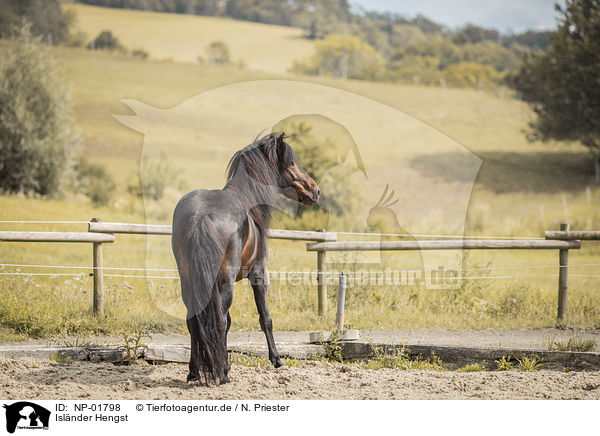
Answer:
1, 359, 599, 400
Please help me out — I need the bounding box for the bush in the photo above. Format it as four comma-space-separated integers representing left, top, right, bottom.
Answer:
87, 30, 123, 51
75, 158, 116, 206
205, 40, 230, 65
290, 34, 383, 81
128, 152, 177, 201
0, 22, 79, 196
442, 62, 504, 89
131, 47, 149, 59
65, 30, 88, 48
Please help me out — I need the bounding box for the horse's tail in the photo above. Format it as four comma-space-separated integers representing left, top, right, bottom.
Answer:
185, 213, 227, 384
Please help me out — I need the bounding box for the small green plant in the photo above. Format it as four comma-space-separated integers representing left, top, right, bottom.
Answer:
458, 363, 484, 372
547, 335, 597, 352
322, 330, 344, 362
229, 352, 270, 367
517, 355, 544, 372
495, 355, 514, 371
358, 346, 444, 371
49, 352, 72, 365
119, 330, 149, 362
63, 338, 105, 348
282, 358, 302, 368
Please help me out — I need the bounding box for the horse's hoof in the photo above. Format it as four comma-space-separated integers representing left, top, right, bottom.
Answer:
272, 358, 284, 368
220, 376, 231, 385
187, 373, 199, 382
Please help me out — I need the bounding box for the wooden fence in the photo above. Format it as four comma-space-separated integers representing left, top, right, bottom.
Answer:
1, 219, 598, 323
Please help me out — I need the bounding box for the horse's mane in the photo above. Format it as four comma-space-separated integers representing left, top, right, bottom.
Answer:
225, 132, 296, 235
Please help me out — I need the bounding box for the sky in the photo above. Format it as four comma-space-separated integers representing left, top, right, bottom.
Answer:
351, 0, 561, 33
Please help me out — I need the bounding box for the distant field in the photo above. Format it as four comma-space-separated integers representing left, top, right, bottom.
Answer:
0, 23, 599, 339
64, 3, 315, 73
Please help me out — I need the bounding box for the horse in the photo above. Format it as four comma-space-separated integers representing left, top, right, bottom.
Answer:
171, 132, 320, 385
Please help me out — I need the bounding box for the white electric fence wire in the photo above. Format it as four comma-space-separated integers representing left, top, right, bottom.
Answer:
0, 220, 89, 224
1, 263, 599, 273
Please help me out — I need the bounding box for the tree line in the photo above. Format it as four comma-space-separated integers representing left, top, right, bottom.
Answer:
73, 0, 551, 89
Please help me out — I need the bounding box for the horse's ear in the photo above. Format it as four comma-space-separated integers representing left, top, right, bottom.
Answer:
275, 132, 285, 146
275, 132, 286, 162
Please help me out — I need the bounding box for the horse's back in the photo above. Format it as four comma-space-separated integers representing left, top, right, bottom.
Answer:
173, 189, 244, 230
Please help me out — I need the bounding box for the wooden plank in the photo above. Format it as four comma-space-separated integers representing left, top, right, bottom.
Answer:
0, 346, 124, 363
546, 230, 600, 240
0, 231, 115, 243
89, 221, 337, 241
342, 342, 600, 369
144, 343, 324, 362
307, 239, 581, 251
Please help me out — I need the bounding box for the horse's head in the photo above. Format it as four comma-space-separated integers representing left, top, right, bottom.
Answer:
266, 132, 320, 206
366, 184, 399, 228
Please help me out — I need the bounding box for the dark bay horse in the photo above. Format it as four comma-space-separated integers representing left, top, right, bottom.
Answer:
172, 132, 320, 384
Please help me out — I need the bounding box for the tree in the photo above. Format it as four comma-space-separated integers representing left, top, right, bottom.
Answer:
0, 23, 79, 196
510, 0, 600, 162
451, 23, 499, 45
0, 0, 73, 44
290, 34, 383, 80
205, 40, 231, 64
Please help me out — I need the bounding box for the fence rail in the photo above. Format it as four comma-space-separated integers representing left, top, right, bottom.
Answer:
88, 221, 337, 241
1, 219, 598, 324
0, 231, 114, 243
545, 230, 600, 240
306, 239, 581, 251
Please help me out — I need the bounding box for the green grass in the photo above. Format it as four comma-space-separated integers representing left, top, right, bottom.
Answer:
0, 9, 599, 340
457, 363, 485, 372
357, 346, 445, 371
546, 335, 597, 352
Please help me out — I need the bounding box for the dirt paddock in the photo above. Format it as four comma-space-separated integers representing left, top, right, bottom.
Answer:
1, 359, 600, 400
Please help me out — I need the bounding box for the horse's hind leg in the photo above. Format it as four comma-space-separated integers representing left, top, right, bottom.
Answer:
186, 316, 200, 382
218, 237, 240, 384
180, 277, 201, 382
249, 267, 283, 368
224, 312, 232, 380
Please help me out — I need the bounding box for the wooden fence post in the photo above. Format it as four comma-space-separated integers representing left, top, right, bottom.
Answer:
336, 272, 346, 331
91, 218, 104, 316
317, 250, 327, 316
557, 223, 569, 325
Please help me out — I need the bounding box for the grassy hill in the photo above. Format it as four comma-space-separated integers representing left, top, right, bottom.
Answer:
64, 3, 315, 73
0, 8, 598, 339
